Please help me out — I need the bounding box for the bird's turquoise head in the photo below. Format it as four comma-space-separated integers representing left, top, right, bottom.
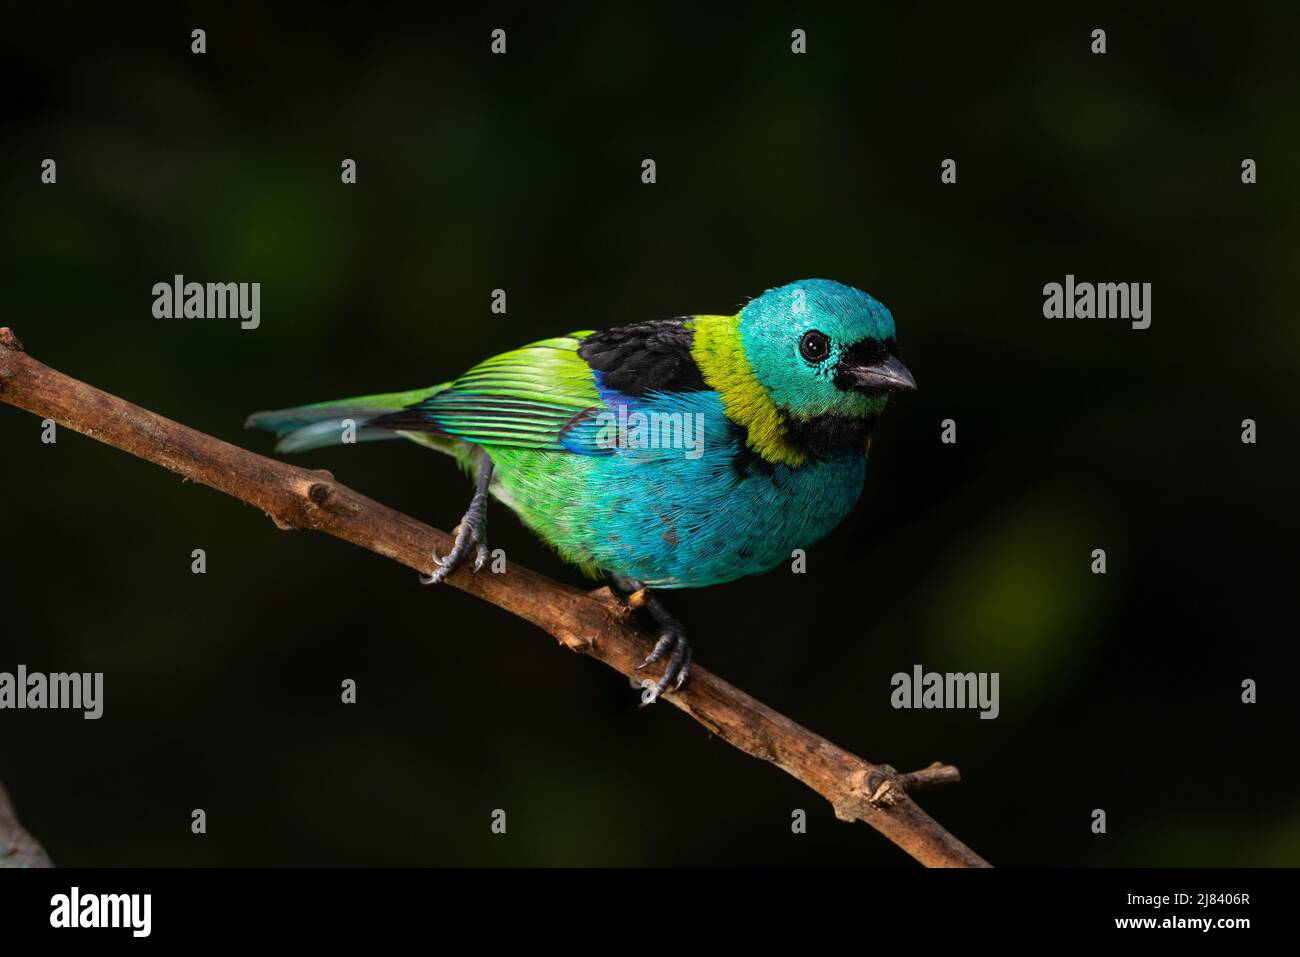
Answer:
737, 279, 915, 420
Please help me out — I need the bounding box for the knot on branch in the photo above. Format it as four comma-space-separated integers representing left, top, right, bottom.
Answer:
832, 767, 902, 820
270, 477, 338, 530
849, 765, 905, 810
834, 761, 963, 820
569, 632, 597, 653
0, 328, 24, 353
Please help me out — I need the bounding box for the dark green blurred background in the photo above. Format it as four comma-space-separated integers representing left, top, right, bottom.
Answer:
2, 4, 1297, 866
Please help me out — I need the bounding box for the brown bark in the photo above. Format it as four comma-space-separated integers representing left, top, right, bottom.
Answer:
0, 327, 989, 867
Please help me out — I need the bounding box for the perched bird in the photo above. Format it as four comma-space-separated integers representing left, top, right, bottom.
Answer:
247, 279, 915, 701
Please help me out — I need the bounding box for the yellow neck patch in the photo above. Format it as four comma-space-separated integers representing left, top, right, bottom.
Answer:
687, 314, 806, 468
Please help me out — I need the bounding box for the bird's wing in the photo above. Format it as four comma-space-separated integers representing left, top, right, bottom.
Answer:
369, 320, 715, 454
368, 333, 612, 453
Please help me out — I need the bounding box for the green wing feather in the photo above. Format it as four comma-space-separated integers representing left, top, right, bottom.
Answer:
370, 332, 608, 451
248, 333, 609, 455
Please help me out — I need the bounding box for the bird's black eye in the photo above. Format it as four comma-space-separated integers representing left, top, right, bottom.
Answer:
799, 330, 831, 363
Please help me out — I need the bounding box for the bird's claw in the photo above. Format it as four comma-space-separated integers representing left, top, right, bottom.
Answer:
420, 518, 489, 585
636, 628, 692, 705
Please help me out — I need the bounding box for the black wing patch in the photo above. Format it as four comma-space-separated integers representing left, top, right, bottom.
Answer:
577, 319, 709, 396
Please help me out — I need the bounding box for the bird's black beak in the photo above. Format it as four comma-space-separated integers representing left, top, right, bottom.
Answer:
836, 353, 917, 395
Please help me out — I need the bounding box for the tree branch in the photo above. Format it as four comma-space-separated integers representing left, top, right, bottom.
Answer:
0, 782, 53, 868
0, 327, 989, 868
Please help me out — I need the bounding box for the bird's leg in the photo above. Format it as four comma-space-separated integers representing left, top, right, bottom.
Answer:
611, 574, 693, 704
420, 448, 494, 585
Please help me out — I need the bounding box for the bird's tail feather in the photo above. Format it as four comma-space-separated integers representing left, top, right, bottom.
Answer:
246, 385, 447, 454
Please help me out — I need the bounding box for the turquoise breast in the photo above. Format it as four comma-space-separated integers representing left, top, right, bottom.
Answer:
492, 391, 867, 589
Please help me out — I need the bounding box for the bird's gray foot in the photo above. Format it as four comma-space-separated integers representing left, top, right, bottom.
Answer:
421, 451, 494, 585
613, 575, 694, 704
